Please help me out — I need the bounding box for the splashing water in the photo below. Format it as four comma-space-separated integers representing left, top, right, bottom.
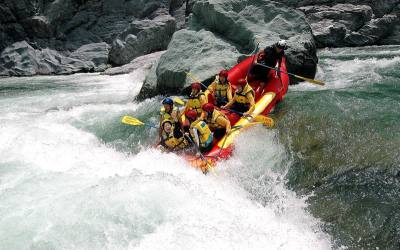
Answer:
0, 61, 332, 248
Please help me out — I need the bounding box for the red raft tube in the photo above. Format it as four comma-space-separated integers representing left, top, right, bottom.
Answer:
186, 56, 289, 172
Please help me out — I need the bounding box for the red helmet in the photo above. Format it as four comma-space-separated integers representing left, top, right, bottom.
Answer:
237, 78, 247, 86
191, 82, 201, 90
202, 103, 214, 113
185, 110, 198, 120
219, 69, 228, 78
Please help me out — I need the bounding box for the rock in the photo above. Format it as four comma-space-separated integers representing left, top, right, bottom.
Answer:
21, 15, 53, 38
0, 41, 38, 76
345, 15, 398, 46
0, 5, 16, 23
298, 4, 399, 47
190, 0, 318, 80
138, 29, 238, 99
378, 5, 400, 45
70, 42, 110, 72
102, 51, 165, 75
279, 0, 399, 18
299, 4, 374, 47
109, 14, 176, 66
0, 41, 111, 76
138, 0, 317, 99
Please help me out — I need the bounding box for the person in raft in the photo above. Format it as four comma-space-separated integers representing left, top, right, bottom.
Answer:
200, 103, 231, 140
184, 110, 213, 153
207, 69, 232, 107
159, 97, 181, 142
222, 78, 255, 116
249, 39, 288, 84
183, 82, 207, 117
159, 119, 189, 152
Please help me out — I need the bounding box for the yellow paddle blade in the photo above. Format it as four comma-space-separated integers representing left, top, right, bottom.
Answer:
294, 75, 325, 86
121, 116, 145, 126
254, 115, 274, 128
173, 97, 185, 106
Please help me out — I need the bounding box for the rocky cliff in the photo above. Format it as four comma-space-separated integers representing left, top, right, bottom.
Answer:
280, 0, 400, 47
1, 0, 399, 95
138, 0, 318, 99
0, 0, 191, 76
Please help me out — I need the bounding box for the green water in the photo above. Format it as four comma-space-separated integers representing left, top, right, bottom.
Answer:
279, 46, 400, 249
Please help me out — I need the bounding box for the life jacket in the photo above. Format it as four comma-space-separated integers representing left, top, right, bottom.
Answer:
161, 120, 188, 150
234, 84, 254, 105
162, 131, 188, 150
205, 109, 228, 130
213, 76, 230, 101
160, 106, 178, 122
191, 120, 213, 147
187, 92, 205, 116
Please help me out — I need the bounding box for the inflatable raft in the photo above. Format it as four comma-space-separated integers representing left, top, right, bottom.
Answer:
186, 56, 290, 172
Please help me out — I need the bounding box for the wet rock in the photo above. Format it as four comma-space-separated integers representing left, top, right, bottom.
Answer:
102, 51, 165, 75
109, 14, 176, 66
138, 29, 238, 99
70, 42, 110, 72
344, 15, 398, 46
138, 0, 317, 99
0, 41, 111, 76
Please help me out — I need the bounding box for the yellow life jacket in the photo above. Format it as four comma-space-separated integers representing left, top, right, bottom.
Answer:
162, 132, 188, 149
213, 76, 230, 100
191, 120, 212, 147
187, 92, 205, 116
160, 106, 178, 122
234, 84, 254, 104
205, 109, 228, 130
161, 120, 188, 150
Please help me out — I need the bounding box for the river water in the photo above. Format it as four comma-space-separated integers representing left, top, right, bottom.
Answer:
0, 46, 399, 249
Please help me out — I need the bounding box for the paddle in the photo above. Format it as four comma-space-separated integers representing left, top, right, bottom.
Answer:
184, 71, 208, 89
219, 107, 274, 127
184, 134, 214, 174
121, 115, 159, 129
255, 63, 325, 86
173, 97, 185, 106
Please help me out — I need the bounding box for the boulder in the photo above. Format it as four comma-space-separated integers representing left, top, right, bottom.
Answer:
0, 41, 39, 76
70, 42, 110, 72
279, 0, 399, 18
138, 0, 317, 99
0, 41, 111, 76
299, 4, 374, 47
138, 29, 238, 99
102, 50, 165, 75
344, 15, 398, 46
109, 14, 176, 65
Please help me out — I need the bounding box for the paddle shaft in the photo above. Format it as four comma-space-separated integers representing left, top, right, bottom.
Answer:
184, 134, 213, 172
255, 63, 324, 85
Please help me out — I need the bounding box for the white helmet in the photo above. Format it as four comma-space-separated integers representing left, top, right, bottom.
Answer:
277, 40, 288, 49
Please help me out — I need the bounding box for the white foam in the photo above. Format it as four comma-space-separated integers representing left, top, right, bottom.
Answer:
291, 48, 400, 92
0, 68, 332, 249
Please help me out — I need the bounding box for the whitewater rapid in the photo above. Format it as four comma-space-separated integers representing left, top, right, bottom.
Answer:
0, 62, 332, 249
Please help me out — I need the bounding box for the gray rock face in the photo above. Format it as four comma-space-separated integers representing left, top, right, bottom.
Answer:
279, 0, 399, 18
102, 51, 165, 75
109, 14, 176, 66
138, 0, 317, 99
0, 41, 110, 76
70, 42, 110, 72
0, 0, 193, 75
299, 4, 399, 47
